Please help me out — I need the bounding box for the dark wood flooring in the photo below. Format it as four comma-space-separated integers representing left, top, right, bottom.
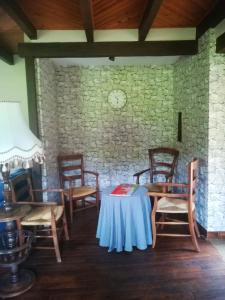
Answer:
5, 209, 225, 300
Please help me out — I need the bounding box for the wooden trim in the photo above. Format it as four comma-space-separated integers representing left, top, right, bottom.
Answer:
196, 214, 225, 239
187, 221, 225, 240
216, 31, 225, 53
0, 47, 14, 65
0, 0, 37, 40
196, 222, 208, 238
196, 0, 225, 39
79, 0, 94, 43
177, 112, 182, 142
139, 0, 163, 41
24, 57, 39, 136
206, 232, 225, 239
18, 40, 198, 58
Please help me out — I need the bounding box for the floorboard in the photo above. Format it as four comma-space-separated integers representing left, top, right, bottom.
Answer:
4, 208, 225, 300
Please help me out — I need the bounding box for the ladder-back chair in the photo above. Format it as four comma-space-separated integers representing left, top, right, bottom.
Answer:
58, 153, 99, 224
149, 159, 200, 252
134, 147, 179, 192
10, 172, 69, 263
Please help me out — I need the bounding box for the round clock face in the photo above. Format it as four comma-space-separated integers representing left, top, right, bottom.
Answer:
108, 89, 127, 109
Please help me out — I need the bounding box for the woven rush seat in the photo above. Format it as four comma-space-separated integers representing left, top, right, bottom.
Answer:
157, 197, 195, 213
21, 205, 64, 225
64, 186, 97, 198
145, 183, 164, 193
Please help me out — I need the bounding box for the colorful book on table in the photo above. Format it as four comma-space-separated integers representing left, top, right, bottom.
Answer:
110, 184, 138, 196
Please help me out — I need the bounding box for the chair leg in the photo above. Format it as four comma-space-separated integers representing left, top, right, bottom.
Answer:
16, 220, 23, 246
51, 220, 62, 263
151, 206, 157, 248
69, 198, 73, 224
188, 213, 200, 252
82, 199, 85, 208
158, 214, 165, 230
63, 211, 69, 241
193, 211, 200, 238
96, 191, 100, 211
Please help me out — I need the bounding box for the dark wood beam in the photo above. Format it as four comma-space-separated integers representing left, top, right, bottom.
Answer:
79, 0, 94, 43
24, 57, 42, 190
196, 0, 225, 39
18, 40, 198, 58
25, 57, 39, 136
216, 31, 225, 53
0, 0, 37, 40
0, 46, 14, 65
139, 0, 163, 41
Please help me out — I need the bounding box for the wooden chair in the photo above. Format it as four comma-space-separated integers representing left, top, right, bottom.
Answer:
134, 147, 179, 192
58, 153, 100, 224
9, 172, 69, 263
149, 158, 200, 252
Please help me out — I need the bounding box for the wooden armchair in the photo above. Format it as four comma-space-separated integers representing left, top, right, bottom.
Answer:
149, 159, 200, 252
134, 147, 179, 192
58, 153, 100, 224
9, 172, 69, 263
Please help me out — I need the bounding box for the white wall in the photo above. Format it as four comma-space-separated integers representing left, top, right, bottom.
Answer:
24, 28, 196, 43
0, 55, 28, 121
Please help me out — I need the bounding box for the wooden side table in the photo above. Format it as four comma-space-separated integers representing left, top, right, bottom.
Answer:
0, 204, 35, 299
0, 204, 31, 235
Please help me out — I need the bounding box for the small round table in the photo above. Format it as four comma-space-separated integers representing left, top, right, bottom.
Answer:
0, 204, 35, 299
0, 204, 32, 248
96, 186, 152, 252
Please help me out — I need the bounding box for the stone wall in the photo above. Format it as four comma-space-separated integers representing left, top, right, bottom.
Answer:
35, 30, 225, 231
56, 65, 175, 187
173, 32, 210, 229
208, 30, 225, 231
35, 58, 59, 190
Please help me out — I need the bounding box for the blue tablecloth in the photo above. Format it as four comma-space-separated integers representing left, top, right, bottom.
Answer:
96, 186, 152, 252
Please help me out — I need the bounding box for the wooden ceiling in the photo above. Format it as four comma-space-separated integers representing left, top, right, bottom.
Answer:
0, 0, 225, 64
1, 0, 215, 31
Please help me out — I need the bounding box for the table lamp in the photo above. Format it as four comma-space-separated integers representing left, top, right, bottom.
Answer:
0, 101, 44, 208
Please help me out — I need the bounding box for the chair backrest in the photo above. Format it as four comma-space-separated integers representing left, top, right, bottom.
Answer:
10, 173, 34, 203
58, 153, 85, 188
148, 147, 179, 183
188, 158, 198, 206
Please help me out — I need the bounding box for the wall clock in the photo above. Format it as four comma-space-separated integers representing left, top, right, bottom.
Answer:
108, 89, 127, 109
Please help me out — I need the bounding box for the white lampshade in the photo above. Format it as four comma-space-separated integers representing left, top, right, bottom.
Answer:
0, 101, 44, 169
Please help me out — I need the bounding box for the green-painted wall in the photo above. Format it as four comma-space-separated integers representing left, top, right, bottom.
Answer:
0, 56, 28, 121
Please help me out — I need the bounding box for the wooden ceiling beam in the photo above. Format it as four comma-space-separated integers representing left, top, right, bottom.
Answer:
0, 46, 14, 65
216, 31, 225, 53
18, 41, 198, 58
0, 0, 37, 40
79, 0, 94, 43
139, 0, 163, 42
196, 0, 225, 39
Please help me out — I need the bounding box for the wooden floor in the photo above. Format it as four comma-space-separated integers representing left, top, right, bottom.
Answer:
7, 209, 225, 299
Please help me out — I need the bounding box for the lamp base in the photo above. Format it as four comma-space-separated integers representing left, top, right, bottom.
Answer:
0, 269, 35, 299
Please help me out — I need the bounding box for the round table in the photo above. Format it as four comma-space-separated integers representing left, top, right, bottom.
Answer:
96, 186, 152, 252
